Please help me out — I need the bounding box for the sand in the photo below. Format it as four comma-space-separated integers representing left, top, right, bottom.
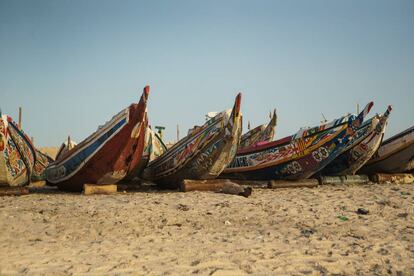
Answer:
0, 183, 413, 275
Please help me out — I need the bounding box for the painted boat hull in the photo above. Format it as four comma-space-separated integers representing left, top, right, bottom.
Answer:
122, 127, 167, 182
31, 150, 54, 182
46, 86, 149, 191
240, 109, 277, 149
143, 94, 243, 188
0, 115, 36, 187
221, 102, 374, 181
321, 107, 391, 176
359, 126, 414, 174
222, 123, 354, 180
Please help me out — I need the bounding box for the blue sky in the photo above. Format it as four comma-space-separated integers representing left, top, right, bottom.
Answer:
1, 0, 413, 147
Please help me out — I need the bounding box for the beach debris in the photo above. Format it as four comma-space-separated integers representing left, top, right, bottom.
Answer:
370, 173, 414, 184
180, 179, 252, 197
356, 208, 369, 215
177, 204, 190, 211
319, 175, 369, 185
397, 213, 408, 218
300, 228, 316, 238
224, 220, 231, 225
268, 179, 319, 189
337, 215, 349, 221
83, 184, 117, 195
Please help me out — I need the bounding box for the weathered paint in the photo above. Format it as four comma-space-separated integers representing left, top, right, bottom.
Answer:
143, 93, 243, 188
46, 86, 150, 191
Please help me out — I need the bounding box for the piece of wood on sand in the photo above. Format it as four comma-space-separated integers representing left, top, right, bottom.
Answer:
268, 179, 319, 189
0, 186, 30, 196
319, 175, 370, 185
83, 184, 117, 195
180, 179, 252, 197
370, 173, 414, 184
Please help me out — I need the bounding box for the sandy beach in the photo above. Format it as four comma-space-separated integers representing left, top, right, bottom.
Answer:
0, 183, 413, 275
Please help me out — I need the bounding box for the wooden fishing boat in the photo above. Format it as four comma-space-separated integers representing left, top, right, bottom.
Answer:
0, 113, 36, 186
221, 102, 373, 180
239, 109, 277, 149
46, 86, 150, 191
143, 93, 243, 188
359, 125, 414, 174
320, 106, 392, 176
31, 149, 54, 182
122, 126, 167, 182
55, 136, 77, 161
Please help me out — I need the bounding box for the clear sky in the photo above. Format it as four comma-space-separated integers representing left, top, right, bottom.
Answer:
1, 0, 413, 147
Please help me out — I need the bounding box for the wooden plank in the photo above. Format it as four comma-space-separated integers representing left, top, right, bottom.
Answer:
83, 184, 117, 195
229, 179, 270, 188
319, 175, 370, 185
0, 186, 30, 196
180, 179, 252, 197
370, 173, 414, 184
268, 179, 319, 189
180, 179, 231, 192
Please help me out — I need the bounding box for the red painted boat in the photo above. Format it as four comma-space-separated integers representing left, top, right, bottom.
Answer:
46, 86, 150, 191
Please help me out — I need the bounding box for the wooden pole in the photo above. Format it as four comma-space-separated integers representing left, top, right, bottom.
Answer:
268, 179, 319, 189
180, 179, 252, 197
18, 107, 22, 129
176, 124, 180, 142
319, 175, 369, 185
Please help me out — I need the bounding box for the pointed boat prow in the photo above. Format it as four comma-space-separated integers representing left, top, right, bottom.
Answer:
357, 101, 374, 121
384, 105, 392, 117
140, 85, 150, 103
231, 93, 242, 120
270, 109, 277, 126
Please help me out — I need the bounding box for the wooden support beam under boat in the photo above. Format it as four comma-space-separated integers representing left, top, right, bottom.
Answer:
230, 179, 319, 189
319, 175, 370, 185
83, 184, 118, 195
268, 179, 319, 189
180, 179, 252, 197
0, 186, 30, 196
370, 173, 414, 184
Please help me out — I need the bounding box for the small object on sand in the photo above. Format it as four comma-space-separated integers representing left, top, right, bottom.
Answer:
268, 179, 319, 189
220, 183, 252, 198
337, 215, 349, 221
397, 213, 408, 218
0, 186, 30, 197
180, 179, 252, 197
319, 175, 369, 185
356, 208, 369, 215
370, 173, 414, 184
83, 184, 117, 195
224, 220, 231, 225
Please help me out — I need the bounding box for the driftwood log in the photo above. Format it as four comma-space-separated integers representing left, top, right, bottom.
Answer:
319, 175, 370, 185
231, 179, 319, 189
83, 184, 117, 195
370, 173, 414, 184
268, 179, 319, 189
0, 186, 30, 196
180, 179, 252, 197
